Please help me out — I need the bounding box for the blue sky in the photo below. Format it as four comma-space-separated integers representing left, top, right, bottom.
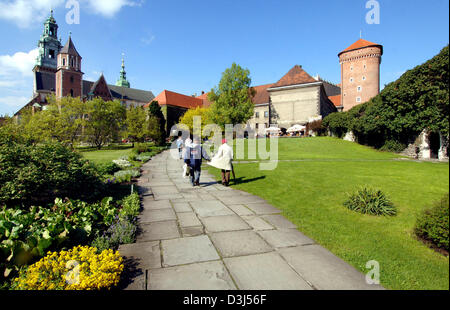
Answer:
0, 0, 448, 116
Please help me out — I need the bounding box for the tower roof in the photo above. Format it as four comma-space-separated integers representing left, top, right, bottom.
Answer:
116, 55, 130, 88
338, 39, 383, 56
270, 65, 317, 88
60, 35, 81, 57
45, 9, 56, 24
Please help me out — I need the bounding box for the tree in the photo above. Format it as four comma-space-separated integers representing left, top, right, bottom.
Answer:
147, 101, 166, 145
179, 107, 212, 137
85, 98, 126, 149
124, 105, 150, 147
208, 63, 255, 128
147, 115, 165, 146
38, 95, 87, 147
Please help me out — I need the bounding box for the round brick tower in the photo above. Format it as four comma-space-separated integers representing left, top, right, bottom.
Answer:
338, 39, 383, 111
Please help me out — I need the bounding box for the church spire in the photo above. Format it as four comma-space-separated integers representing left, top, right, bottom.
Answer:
116, 53, 131, 88
35, 9, 62, 69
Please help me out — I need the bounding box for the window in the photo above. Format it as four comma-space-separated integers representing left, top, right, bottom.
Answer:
70, 76, 74, 83
362, 76, 366, 81
62, 58, 66, 66
264, 111, 269, 118
350, 66, 353, 71
350, 78, 354, 83
255, 112, 259, 118
255, 123, 259, 129
70, 89, 74, 97
356, 97, 361, 103
364, 64, 367, 69
357, 86, 362, 92
49, 50, 55, 59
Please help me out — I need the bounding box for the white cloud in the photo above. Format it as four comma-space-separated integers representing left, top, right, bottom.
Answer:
141, 34, 155, 45
0, 96, 29, 108
0, 49, 39, 78
0, 0, 143, 28
0, 0, 64, 28
85, 0, 142, 18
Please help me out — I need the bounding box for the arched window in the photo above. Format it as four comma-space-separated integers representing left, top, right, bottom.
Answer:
70, 89, 74, 97
62, 58, 66, 66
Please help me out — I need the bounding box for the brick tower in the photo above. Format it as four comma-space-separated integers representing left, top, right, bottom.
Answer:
338, 39, 383, 111
55, 34, 83, 98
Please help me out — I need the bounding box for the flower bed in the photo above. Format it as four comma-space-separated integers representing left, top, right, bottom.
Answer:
12, 246, 123, 290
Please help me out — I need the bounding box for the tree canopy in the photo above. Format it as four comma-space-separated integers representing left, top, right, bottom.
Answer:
208, 63, 255, 128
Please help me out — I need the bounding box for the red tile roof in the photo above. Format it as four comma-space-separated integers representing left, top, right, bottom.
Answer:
339, 39, 382, 56
196, 92, 213, 108
251, 84, 273, 105
144, 90, 203, 109
270, 65, 317, 88
328, 95, 342, 107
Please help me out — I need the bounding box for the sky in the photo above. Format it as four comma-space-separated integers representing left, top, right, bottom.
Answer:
0, 0, 448, 116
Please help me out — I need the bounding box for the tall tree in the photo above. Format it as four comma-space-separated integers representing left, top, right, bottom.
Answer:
85, 98, 126, 149
148, 101, 166, 145
124, 105, 150, 147
179, 107, 212, 137
208, 63, 255, 128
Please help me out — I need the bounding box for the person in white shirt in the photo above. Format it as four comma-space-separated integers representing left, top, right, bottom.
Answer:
209, 139, 233, 186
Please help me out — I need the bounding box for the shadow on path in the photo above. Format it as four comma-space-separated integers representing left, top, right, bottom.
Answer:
232, 176, 266, 185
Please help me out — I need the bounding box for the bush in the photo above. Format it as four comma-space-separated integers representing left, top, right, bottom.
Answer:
132, 142, 153, 154
415, 194, 449, 251
343, 187, 397, 216
380, 140, 407, 153
11, 246, 123, 290
306, 120, 327, 136
91, 219, 137, 252
0, 139, 103, 207
119, 192, 141, 221
112, 157, 132, 168
135, 154, 152, 162
96, 162, 121, 176
113, 169, 140, 183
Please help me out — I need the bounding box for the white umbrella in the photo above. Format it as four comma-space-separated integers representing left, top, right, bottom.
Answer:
287, 124, 306, 133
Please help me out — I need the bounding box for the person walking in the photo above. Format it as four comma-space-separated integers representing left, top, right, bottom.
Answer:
208, 139, 234, 186
176, 136, 184, 160
182, 137, 192, 178
187, 136, 210, 186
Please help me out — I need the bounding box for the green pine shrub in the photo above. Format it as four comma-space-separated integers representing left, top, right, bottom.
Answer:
344, 187, 397, 216
415, 194, 449, 251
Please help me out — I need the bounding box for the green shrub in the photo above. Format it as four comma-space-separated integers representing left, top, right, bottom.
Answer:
0, 139, 103, 207
415, 194, 449, 251
380, 140, 407, 153
343, 187, 397, 216
113, 169, 140, 183
96, 162, 121, 176
135, 154, 152, 162
133, 142, 153, 154
91, 219, 136, 252
119, 192, 141, 221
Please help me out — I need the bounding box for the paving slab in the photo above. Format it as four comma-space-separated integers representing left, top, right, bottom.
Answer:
227, 204, 255, 216
242, 215, 275, 231
245, 202, 282, 215
190, 200, 234, 218
178, 212, 202, 228
257, 229, 315, 248
278, 246, 385, 290
162, 235, 220, 267
151, 185, 180, 195
181, 226, 204, 237
210, 231, 273, 258
219, 195, 266, 205
154, 193, 184, 201
201, 215, 251, 233
118, 241, 161, 270
172, 202, 192, 213
262, 214, 297, 229
223, 252, 312, 290
142, 199, 172, 211
148, 261, 236, 290
139, 208, 176, 223
137, 221, 180, 242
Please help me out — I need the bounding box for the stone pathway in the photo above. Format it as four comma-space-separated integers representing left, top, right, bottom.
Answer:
119, 150, 384, 290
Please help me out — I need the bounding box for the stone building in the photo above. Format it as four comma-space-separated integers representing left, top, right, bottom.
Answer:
15, 11, 154, 116
338, 39, 383, 111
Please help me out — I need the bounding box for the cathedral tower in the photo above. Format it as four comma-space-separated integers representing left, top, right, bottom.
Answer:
34, 10, 62, 72
339, 39, 383, 111
116, 55, 131, 88
55, 34, 83, 98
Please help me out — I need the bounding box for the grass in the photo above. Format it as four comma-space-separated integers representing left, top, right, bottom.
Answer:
207, 137, 449, 290
77, 146, 134, 165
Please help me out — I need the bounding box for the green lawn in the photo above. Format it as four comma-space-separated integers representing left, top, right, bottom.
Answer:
207, 137, 449, 290
78, 146, 134, 165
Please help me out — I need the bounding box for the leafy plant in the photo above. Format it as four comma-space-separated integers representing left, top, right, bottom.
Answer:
119, 192, 141, 221
113, 169, 140, 183
415, 194, 449, 251
343, 187, 397, 216
96, 162, 121, 176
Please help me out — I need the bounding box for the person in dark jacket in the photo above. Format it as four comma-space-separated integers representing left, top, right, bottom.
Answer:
187, 136, 210, 186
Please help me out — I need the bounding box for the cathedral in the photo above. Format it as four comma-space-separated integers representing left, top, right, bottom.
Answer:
15, 11, 155, 116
